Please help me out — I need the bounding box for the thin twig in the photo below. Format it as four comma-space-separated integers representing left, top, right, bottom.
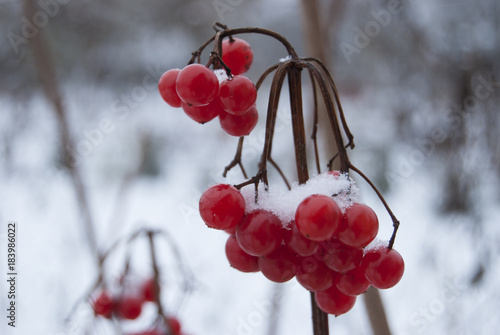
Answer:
223, 137, 248, 179
268, 157, 291, 190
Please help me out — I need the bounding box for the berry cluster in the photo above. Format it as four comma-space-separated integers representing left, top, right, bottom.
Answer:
198, 173, 404, 316
158, 38, 258, 137
92, 278, 185, 335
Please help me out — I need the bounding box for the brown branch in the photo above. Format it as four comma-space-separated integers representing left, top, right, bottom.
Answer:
268, 157, 291, 190
223, 137, 248, 179
363, 287, 392, 335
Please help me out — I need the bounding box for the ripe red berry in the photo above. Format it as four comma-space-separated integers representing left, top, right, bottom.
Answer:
166, 316, 182, 334
219, 105, 258, 137
176, 64, 218, 106
225, 235, 259, 273
219, 75, 257, 115
92, 290, 113, 318
141, 278, 158, 302
199, 184, 245, 230
336, 265, 370, 296
236, 209, 283, 257
222, 37, 253, 75
321, 239, 363, 273
284, 221, 319, 256
295, 194, 342, 241
337, 203, 379, 248
258, 246, 298, 283
181, 95, 223, 124
116, 295, 143, 320
363, 247, 404, 289
315, 285, 357, 316
296, 260, 334, 292
158, 69, 182, 108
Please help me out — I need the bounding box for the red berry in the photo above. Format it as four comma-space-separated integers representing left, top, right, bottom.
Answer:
236, 209, 283, 257
92, 290, 113, 318
315, 285, 357, 316
225, 235, 259, 273
176, 64, 218, 106
219, 76, 257, 115
336, 265, 370, 296
158, 69, 182, 108
167, 316, 182, 334
258, 246, 298, 283
284, 221, 319, 256
116, 295, 143, 320
199, 184, 245, 230
222, 37, 253, 75
224, 225, 236, 235
363, 247, 404, 289
337, 203, 379, 248
296, 260, 334, 292
219, 105, 258, 137
181, 95, 223, 124
141, 278, 158, 302
321, 239, 363, 273
315, 285, 356, 316
295, 194, 341, 241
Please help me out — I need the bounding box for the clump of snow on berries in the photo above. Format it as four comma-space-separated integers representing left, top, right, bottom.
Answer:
213, 69, 229, 83
240, 172, 360, 225
364, 238, 388, 252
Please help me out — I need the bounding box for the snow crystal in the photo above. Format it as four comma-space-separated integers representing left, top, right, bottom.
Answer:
213, 69, 229, 83
240, 172, 360, 225
279, 55, 292, 62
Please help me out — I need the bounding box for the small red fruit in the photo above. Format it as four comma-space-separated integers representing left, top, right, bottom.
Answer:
225, 235, 259, 273
363, 247, 404, 289
219, 75, 257, 115
222, 37, 253, 75
92, 290, 113, 318
199, 184, 245, 230
116, 295, 143, 320
296, 260, 334, 292
158, 69, 182, 107
315, 285, 357, 316
219, 105, 258, 137
284, 221, 319, 256
236, 209, 283, 257
258, 246, 298, 283
182, 95, 223, 123
337, 203, 379, 248
321, 239, 363, 273
176, 64, 218, 106
141, 278, 158, 302
336, 265, 370, 296
295, 194, 341, 241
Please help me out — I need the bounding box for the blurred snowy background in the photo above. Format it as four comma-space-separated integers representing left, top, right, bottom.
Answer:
1, 0, 499, 334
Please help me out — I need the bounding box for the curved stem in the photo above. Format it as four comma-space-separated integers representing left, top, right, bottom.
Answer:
348, 164, 400, 249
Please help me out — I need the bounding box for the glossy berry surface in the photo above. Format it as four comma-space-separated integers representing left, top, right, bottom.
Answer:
158, 69, 182, 107
363, 247, 404, 289
116, 295, 143, 320
258, 246, 298, 283
182, 95, 223, 124
176, 64, 218, 106
336, 265, 370, 296
219, 105, 258, 137
225, 235, 259, 273
284, 221, 319, 256
93, 290, 113, 318
315, 285, 357, 316
296, 260, 334, 292
295, 194, 341, 241
236, 209, 283, 257
337, 203, 379, 248
219, 75, 257, 115
199, 184, 245, 230
321, 239, 363, 273
222, 37, 253, 75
